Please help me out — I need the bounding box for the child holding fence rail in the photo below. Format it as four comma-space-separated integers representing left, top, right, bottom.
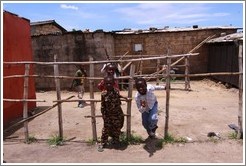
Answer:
134, 77, 159, 138
97, 63, 120, 91
98, 75, 128, 151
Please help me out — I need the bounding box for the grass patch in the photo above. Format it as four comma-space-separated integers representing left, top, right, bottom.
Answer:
86, 138, 97, 146
120, 132, 144, 145
25, 135, 38, 144
174, 136, 187, 143
208, 137, 220, 143
47, 135, 64, 146
228, 132, 238, 140
155, 133, 187, 148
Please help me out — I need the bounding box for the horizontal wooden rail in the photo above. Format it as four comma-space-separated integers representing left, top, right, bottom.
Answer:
3, 53, 199, 65
84, 114, 130, 118
53, 98, 132, 103
3, 95, 75, 133
3, 99, 46, 102
3, 75, 132, 80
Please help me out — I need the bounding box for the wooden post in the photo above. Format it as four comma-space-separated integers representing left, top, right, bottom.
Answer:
237, 40, 243, 139
164, 57, 171, 138
126, 64, 135, 139
54, 54, 63, 138
156, 59, 160, 84
118, 51, 129, 90
120, 61, 124, 90
23, 64, 30, 142
89, 56, 97, 141
140, 54, 143, 75
184, 56, 191, 90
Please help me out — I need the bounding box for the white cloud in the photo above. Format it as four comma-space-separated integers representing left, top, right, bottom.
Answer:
213, 13, 230, 17
115, 3, 230, 27
60, 4, 78, 10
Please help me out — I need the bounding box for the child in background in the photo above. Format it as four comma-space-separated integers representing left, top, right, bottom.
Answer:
71, 66, 87, 108
135, 77, 159, 138
99, 75, 128, 150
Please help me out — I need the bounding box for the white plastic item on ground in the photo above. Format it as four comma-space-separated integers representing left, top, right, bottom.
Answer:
154, 85, 165, 90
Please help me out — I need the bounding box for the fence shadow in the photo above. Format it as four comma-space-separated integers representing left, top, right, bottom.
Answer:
3, 106, 50, 139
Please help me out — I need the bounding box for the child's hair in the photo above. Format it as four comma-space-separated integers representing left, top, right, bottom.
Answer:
106, 63, 116, 70
135, 77, 147, 86
105, 63, 121, 76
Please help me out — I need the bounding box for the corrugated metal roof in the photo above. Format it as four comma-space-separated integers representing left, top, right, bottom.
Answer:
30, 20, 67, 32
4, 10, 30, 22
206, 31, 243, 43
112, 26, 239, 34
30, 20, 55, 26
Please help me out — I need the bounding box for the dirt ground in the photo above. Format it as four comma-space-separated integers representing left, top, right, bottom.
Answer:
2, 79, 244, 164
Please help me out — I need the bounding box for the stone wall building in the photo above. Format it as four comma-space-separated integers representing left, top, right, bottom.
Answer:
31, 22, 238, 91
31, 20, 67, 36
113, 27, 238, 75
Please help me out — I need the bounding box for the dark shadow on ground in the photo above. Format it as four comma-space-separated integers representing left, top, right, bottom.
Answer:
143, 136, 163, 157
98, 140, 129, 151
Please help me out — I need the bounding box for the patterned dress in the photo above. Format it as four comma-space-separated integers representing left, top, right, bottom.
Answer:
100, 89, 124, 145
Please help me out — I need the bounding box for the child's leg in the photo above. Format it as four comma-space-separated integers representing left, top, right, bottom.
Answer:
111, 116, 124, 144
76, 85, 83, 106
111, 130, 121, 144
101, 127, 109, 146
148, 102, 158, 131
142, 112, 150, 131
81, 84, 85, 99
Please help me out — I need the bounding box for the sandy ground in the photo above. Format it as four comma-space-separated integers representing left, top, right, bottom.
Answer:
2, 79, 244, 164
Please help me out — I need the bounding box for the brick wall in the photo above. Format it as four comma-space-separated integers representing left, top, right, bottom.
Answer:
114, 29, 237, 74
31, 24, 63, 35
31, 28, 237, 90
32, 31, 115, 91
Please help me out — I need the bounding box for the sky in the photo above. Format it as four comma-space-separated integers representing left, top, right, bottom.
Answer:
1, 1, 244, 32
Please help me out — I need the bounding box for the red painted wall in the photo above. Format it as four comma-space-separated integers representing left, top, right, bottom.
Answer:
3, 11, 36, 128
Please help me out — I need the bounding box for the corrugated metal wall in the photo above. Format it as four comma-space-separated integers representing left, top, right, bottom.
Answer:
207, 42, 239, 87
3, 11, 37, 128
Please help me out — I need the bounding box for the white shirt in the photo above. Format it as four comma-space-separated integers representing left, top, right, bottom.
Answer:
135, 84, 157, 113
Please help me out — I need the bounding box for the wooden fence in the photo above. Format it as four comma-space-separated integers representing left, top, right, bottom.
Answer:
3, 50, 243, 142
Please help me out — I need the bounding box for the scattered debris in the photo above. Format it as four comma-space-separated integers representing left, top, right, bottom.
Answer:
207, 132, 221, 138
228, 124, 239, 132
185, 136, 193, 142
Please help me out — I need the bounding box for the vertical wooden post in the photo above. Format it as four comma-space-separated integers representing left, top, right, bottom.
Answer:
164, 57, 171, 138
23, 64, 30, 142
237, 40, 243, 139
137, 51, 143, 75
139, 62, 143, 75
156, 59, 160, 84
54, 54, 63, 138
89, 56, 97, 141
126, 64, 135, 139
120, 62, 124, 90
184, 56, 191, 90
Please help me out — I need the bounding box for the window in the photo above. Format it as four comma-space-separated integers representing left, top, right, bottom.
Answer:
133, 44, 143, 52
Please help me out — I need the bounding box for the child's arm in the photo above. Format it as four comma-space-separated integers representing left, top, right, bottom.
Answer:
97, 80, 105, 91
119, 94, 130, 101
70, 79, 75, 89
